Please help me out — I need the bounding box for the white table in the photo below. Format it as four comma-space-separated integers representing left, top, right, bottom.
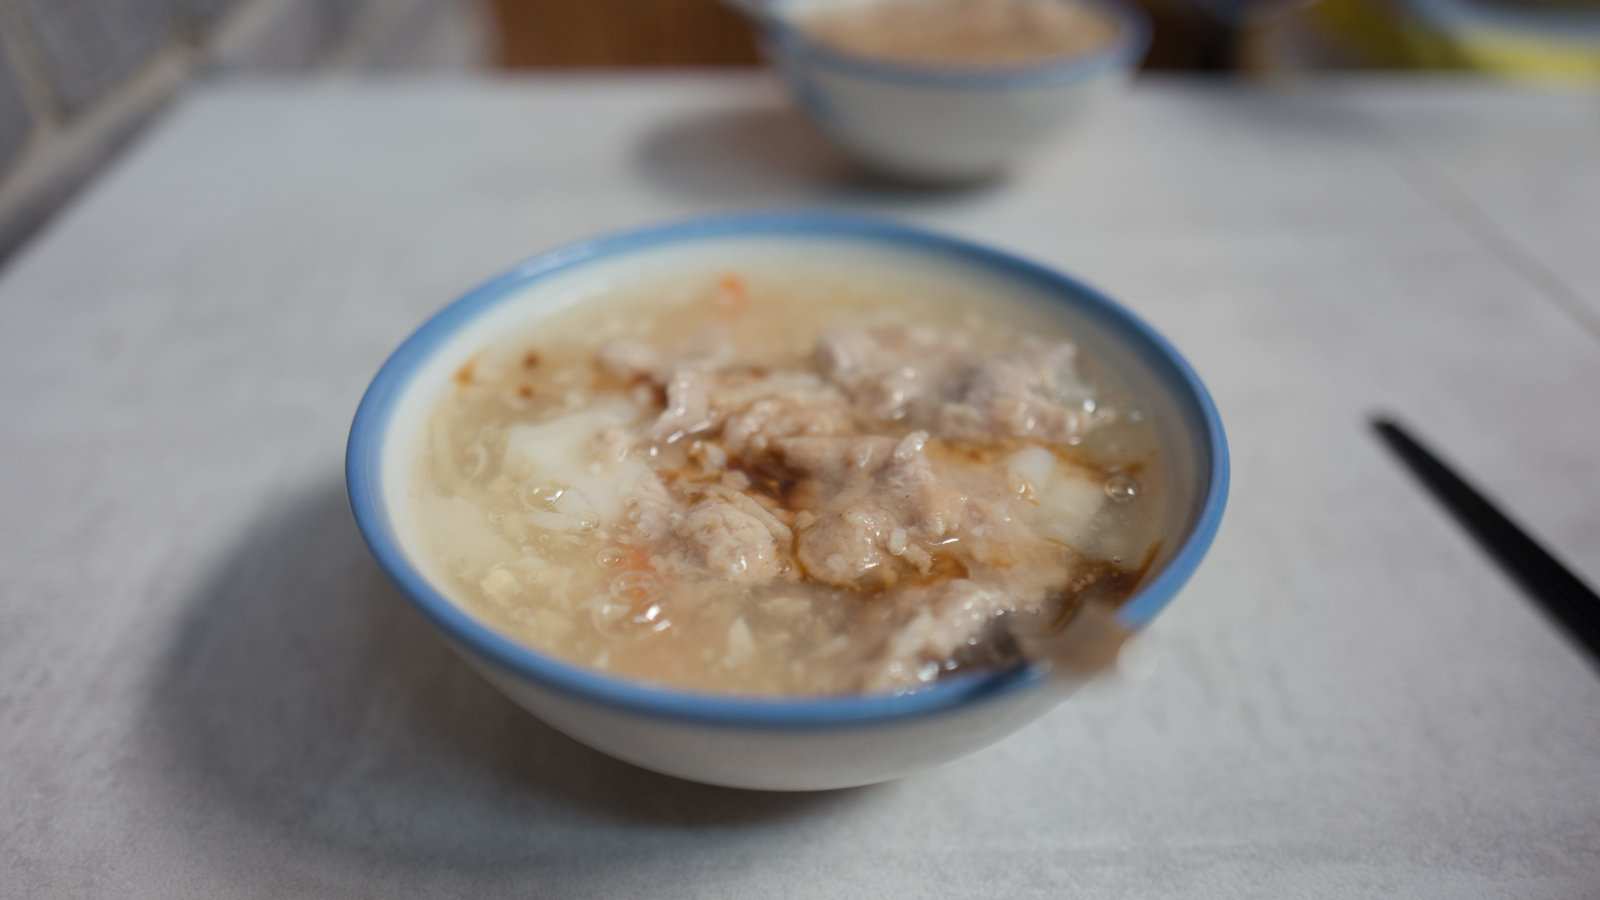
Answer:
3, 75, 1597, 899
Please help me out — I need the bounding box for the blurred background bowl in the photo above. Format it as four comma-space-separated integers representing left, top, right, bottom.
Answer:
746, 0, 1152, 182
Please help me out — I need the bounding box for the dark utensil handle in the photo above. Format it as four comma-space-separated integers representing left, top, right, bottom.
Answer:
1371, 416, 1600, 667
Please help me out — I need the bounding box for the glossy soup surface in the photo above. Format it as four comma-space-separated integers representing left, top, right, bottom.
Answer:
407, 256, 1165, 695
798, 0, 1120, 69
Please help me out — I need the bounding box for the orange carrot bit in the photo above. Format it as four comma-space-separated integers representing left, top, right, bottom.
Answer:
713, 273, 749, 316
622, 545, 654, 572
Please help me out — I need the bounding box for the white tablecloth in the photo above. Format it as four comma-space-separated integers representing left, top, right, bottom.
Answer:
2, 75, 1597, 898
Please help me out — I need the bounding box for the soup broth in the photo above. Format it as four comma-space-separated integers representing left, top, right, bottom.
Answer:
405, 256, 1165, 696
798, 0, 1119, 69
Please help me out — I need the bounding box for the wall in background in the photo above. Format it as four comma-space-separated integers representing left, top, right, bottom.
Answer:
483, 0, 1234, 70
491, 0, 760, 67
0, 0, 492, 263
0, 0, 1377, 265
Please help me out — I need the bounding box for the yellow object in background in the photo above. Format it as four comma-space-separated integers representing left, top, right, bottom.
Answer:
1250, 0, 1600, 83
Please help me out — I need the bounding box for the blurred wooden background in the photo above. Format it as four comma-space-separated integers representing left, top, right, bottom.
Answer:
491, 0, 763, 67
487, 0, 1235, 70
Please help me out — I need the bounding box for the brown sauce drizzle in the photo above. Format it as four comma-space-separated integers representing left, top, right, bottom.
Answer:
1050, 540, 1162, 631
518, 340, 1155, 676
930, 438, 1121, 480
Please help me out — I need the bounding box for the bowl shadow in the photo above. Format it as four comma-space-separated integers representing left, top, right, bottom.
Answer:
631, 102, 1004, 205
143, 476, 871, 872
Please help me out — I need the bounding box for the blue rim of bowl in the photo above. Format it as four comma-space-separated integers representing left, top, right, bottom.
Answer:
346, 211, 1228, 730
756, 0, 1152, 90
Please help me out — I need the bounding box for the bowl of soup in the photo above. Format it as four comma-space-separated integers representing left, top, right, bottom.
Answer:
346, 212, 1227, 790
743, 0, 1151, 181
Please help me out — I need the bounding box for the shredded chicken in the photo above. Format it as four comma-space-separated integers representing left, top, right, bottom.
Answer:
583, 321, 1120, 684
676, 498, 783, 583
428, 303, 1147, 697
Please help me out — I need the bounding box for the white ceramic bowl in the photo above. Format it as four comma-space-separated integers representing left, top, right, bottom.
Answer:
346, 213, 1227, 791
751, 0, 1151, 182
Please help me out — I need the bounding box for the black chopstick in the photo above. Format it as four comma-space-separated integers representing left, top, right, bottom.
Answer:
1371, 416, 1600, 668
